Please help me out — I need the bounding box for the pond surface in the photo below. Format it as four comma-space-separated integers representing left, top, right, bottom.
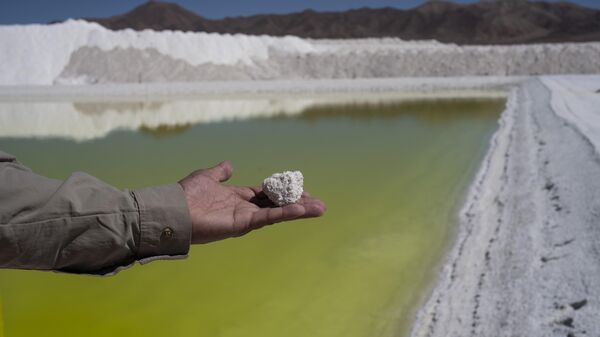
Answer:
0, 95, 503, 337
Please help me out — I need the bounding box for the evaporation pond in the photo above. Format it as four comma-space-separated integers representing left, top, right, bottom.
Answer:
0, 94, 504, 337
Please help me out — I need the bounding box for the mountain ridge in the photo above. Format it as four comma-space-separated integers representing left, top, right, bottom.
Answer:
83, 0, 600, 44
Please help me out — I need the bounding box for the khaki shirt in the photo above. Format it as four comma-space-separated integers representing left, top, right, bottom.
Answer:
0, 150, 192, 276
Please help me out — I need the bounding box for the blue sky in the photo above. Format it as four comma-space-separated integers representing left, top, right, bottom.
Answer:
1, 0, 599, 25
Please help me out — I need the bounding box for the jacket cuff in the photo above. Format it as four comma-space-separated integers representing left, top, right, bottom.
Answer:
132, 183, 192, 261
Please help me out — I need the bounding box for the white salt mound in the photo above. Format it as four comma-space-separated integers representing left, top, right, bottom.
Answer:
2, 20, 600, 85
262, 171, 304, 206
0, 20, 314, 85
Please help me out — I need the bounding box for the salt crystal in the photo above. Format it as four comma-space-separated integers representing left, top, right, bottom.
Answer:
262, 171, 304, 206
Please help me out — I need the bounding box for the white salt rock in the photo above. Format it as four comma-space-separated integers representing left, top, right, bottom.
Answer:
262, 171, 304, 206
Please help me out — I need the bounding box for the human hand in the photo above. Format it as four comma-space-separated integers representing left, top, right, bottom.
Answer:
178, 161, 326, 244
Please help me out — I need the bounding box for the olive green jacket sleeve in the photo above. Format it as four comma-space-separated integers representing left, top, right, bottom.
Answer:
0, 150, 192, 276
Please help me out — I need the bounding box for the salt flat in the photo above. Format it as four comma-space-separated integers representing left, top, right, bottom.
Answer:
411, 76, 600, 336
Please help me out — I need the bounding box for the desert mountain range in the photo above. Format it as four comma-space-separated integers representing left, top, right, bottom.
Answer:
83, 0, 600, 44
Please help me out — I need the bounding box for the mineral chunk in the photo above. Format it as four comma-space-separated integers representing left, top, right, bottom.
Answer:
262, 171, 304, 206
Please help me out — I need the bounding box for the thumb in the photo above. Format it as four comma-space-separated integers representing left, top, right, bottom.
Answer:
201, 161, 233, 182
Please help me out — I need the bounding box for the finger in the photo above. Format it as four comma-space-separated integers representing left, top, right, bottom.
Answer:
253, 188, 310, 198
248, 186, 311, 200
248, 186, 268, 198
296, 198, 326, 217
249, 204, 306, 229
201, 161, 233, 182
238, 186, 272, 206
232, 187, 270, 206
296, 194, 322, 206
247, 192, 325, 209
236, 186, 267, 201
251, 197, 325, 210
232, 186, 256, 200
250, 197, 276, 208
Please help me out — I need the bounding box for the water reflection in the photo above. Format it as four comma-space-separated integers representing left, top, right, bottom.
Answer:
138, 124, 193, 138
0, 96, 504, 141
0, 99, 311, 141
295, 99, 505, 123
74, 101, 165, 115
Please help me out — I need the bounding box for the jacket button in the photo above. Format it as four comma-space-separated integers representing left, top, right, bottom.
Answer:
162, 227, 174, 239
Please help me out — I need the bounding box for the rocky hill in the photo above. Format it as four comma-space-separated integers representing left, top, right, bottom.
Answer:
84, 0, 600, 44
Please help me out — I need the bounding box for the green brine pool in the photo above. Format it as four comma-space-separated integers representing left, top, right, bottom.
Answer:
0, 95, 503, 337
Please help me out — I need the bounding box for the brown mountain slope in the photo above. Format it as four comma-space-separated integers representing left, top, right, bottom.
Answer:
85, 0, 600, 44
89, 2, 208, 31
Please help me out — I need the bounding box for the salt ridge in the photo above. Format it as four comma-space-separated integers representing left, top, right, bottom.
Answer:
3, 21, 600, 85
542, 76, 600, 156
411, 76, 600, 336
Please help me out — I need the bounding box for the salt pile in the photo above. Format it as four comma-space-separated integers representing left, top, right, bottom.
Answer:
1, 20, 600, 85
0, 20, 314, 85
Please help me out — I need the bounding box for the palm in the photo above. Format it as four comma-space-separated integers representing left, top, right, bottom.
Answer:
179, 161, 325, 244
